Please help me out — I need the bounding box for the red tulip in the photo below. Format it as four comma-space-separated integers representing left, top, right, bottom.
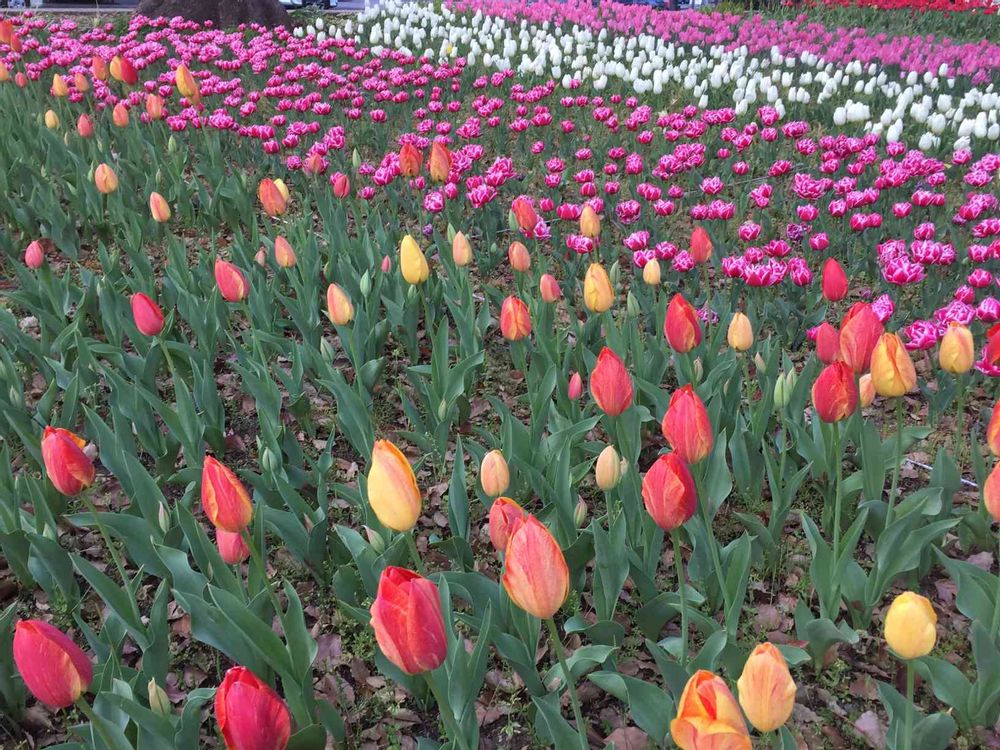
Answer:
661, 385, 713, 464
502, 515, 569, 619
332, 172, 350, 198
217, 530, 250, 565
131, 293, 165, 336
987, 400, 1000, 457
215, 666, 291, 750
257, 178, 288, 217
370, 567, 447, 674
821, 258, 848, 302
24, 240, 44, 269
664, 294, 702, 353
13, 620, 93, 709
41, 427, 95, 496
690, 226, 712, 264
815, 322, 841, 365
428, 141, 452, 182
839, 302, 883, 373
398, 142, 423, 177
511, 197, 538, 234
985, 323, 1000, 366
641, 454, 696, 531
214, 259, 249, 302
488, 496, 527, 552
589, 347, 633, 416
110, 55, 138, 86
201, 456, 253, 533
499, 296, 531, 341
567, 371, 583, 400
811, 362, 858, 423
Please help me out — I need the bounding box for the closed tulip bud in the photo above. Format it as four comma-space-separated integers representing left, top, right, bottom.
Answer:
367, 440, 421, 532
773, 370, 795, 409
671, 670, 751, 750
359, 271, 371, 297
381, 255, 391, 273
149, 192, 171, 222
201, 456, 253, 533
145, 93, 164, 120
938, 322, 974, 374
364, 526, 386, 554
452, 231, 472, 266
42, 426, 95, 496
332, 172, 350, 198
871, 333, 917, 397
642, 453, 696, 530
255, 248, 268, 267
44, 110, 60, 129
985, 462, 1000, 522
859, 373, 876, 407
92, 55, 109, 81
737, 643, 796, 733
539, 273, 562, 303
217, 529, 250, 565
94, 163, 118, 194
51, 74, 68, 97
371, 567, 447, 674
73, 73, 89, 93
642, 259, 661, 285
148, 679, 171, 717
583, 263, 614, 313
175, 64, 199, 100
112, 103, 129, 128
499, 296, 531, 341
0, 62, 10, 82
158, 503, 171, 534
821, 257, 849, 302
811, 362, 858, 423
258, 178, 288, 216
510, 197, 538, 234
840, 302, 883, 373
595, 445, 623, 490
508, 241, 530, 272
488, 496, 525, 552
76, 113, 93, 138
398, 142, 423, 177
727, 312, 753, 352
214, 259, 249, 302
273, 236, 296, 268
15, 72, 27, 88
13, 620, 93, 709
326, 283, 354, 325
690, 226, 713, 264
502, 515, 569, 619
167, 134, 178, 154
574, 499, 588, 527
480, 450, 510, 497
110, 55, 138, 85
590, 347, 633, 416
884, 591, 937, 660
815, 322, 841, 364
664, 294, 702, 353
24, 240, 44, 269
567, 371, 583, 400
662, 385, 713, 464
131, 293, 165, 336
428, 141, 452, 182
507, 209, 519, 232
400, 234, 429, 284
580, 204, 600, 238
215, 667, 291, 750
987, 400, 1000, 457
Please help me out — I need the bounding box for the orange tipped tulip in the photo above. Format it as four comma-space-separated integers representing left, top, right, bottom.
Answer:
583, 263, 614, 313
51, 74, 69, 98
112, 103, 130, 128
109, 55, 138, 85
539, 273, 562, 303
452, 231, 472, 267
661, 385, 713, 464
641, 453, 696, 531
480, 450, 510, 497
215, 666, 291, 750
76, 114, 94, 138
589, 347, 633, 417
690, 226, 713, 264
987, 400, 1000, 457
41, 427, 95, 497
510, 197, 538, 234
428, 141, 452, 182
145, 93, 164, 120
815, 322, 841, 365
671, 670, 751, 750
821, 257, 848, 302
131, 293, 165, 336
149, 192, 171, 223
811, 362, 858, 423
398, 142, 423, 177
737, 643, 796, 733
371, 567, 447, 674
326, 283, 354, 325
502, 515, 569, 619
580, 204, 600, 239
938, 322, 974, 375
367, 440, 421, 532
984, 462, 1000, 522
488, 496, 526, 553
870, 333, 917, 397
839, 302, 883, 373
175, 64, 199, 100
664, 294, 702, 353
91, 55, 109, 81
258, 178, 288, 217
499, 296, 531, 341
273, 236, 296, 269
508, 241, 530, 272
201, 456, 253, 533
217, 529, 250, 565
94, 163, 118, 194
13, 620, 93, 709
214, 259, 249, 302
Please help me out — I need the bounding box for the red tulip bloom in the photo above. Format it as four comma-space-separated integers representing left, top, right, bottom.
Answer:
815, 322, 841, 365
839, 303, 883, 373
488, 497, 526, 552
398, 143, 423, 178
41, 427, 95, 496
664, 294, 702, 353
201, 456, 253, 533
13, 620, 93, 708
821, 258, 848, 302
589, 347, 633, 416
661, 385, 713, 464
370, 567, 448, 675
690, 226, 712, 264
641, 454, 697, 531
214, 260, 249, 303
499, 296, 531, 341
811, 362, 858, 423
131, 293, 165, 336
331, 172, 350, 199
215, 666, 291, 750
985, 322, 1000, 366
511, 196, 539, 234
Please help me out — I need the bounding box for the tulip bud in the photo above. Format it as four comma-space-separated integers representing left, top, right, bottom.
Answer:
145, 93, 164, 120
216, 529, 250, 565
567, 371, 583, 400
452, 231, 472, 267
24, 240, 45, 269
398, 142, 423, 177
380, 255, 391, 273
583, 263, 614, 313
480, 450, 510, 497
76, 113, 94, 138
255, 248, 268, 267
590, 347, 633, 416
642, 453, 696, 530
94, 163, 118, 194
737, 643, 796, 733
42, 427, 95, 496
840, 302, 883, 373
149, 192, 171, 223
884, 591, 937, 660
258, 178, 288, 217
13, 620, 93, 709
671, 671, 750, 750
690, 226, 713, 264
214, 259, 249, 302
215, 667, 291, 750
502, 515, 569, 619
661, 385, 713, 464
131, 293, 165, 336
326, 283, 354, 325
400, 234, 429, 284
821, 258, 848, 302
507, 209, 519, 233
148, 679, 171, 717
112, 103, 130, 128
859, 373, 876, 407
367, 440, 422, 532
595, 445, 623, 490
508, 241, 530, 272
371, 567, 447, 674
870, 333, 917, 397
938, 322, 974, 374
44, 110, 60, 129
812, 362, 858, 423
580, 204, 600, 239
175, 64, 199, 100
539, 273, 562, 303
352, 148, 361, 169
499, 296, 531, 341
332, 172, 351, 198
428, 141, 452, 182
488, 496, 526, 552
0, 62, 10, 82
727, 312, 753, 352
167, 135, 178, 154
73, 72, 89, 93
365, 526, 386, 554
773, 370, 796, 410
158, 503, 171, 534
664, 294, 702, 353
51, 74, 69, 97
642, 259, 661, 285
273, 236, 296, 269
510, 197, 538, 235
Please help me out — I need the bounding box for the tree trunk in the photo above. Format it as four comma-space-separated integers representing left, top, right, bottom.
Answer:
134, 0, 293, 29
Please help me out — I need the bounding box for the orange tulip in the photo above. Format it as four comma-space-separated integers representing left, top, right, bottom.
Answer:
91, 55, 109, 81
370, 567, 447, 674
502, 515, 569, 619
326, 283, 354, 325
480, 450, 510, 497
583, 263, 614, 313
987, 400, 1000, 457
428, 141, 452, 182
811, 362, 858, 423
149, 192, 171, 223
539, 273, 562, 303
367, 440, 421, 532
671, 670, 751, 750
452, 231, 472, 267
41, 427, 95, 496
488, 497, 526, 552
500, 296, 531, 341
508, 241, 530, 272
112, 103, 130, 128
94, 163, 118, 194
821, 257, 848, 302
76, 114, 94, 138
510, 197, 539, 235
689, 226, 713, 264
258, 178, 288, 217
641, 453, 696, 531
51, 73, 69, 98
736, 643, 796, 733
664, 294, 702, 353
727, 312, 753, 352
145, 93, 164, 120
580, 205, 600, 239
201, 456, 253, 533
589, 347, 633, 417
175, 64, 199, 100
109, 55, 138, 85
214, 259, 249, 302
13, 620, 93, 709
273, 236, 296, 269
398, 142, 423, 177
839, 302, 883, 373
661, 385, 713, 464
938, 322, 974, 375
870, 333, 917, 397
73, 72, 89, 93
984, 462, 1000, 522
859, 373, 876, 408
0, 62, 9, 83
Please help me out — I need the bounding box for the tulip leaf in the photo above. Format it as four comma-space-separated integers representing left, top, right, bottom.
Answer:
287, 724, 328, 750
589, 670, 673, 745
532, 690, 585, 749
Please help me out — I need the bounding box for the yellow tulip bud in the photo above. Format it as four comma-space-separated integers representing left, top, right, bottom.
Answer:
367, 440, 422, 532
326, 283, 354, 325
480, 450, 510, 497
884, 591, 937, 660
727, 312, 753, 352
400, 234, 429, 285
452, 231, 472, 267
580, 205, 600, 239
938, 322, 974, 375
737, 643, 796, 733
595, 445, 623, 491
642, 259, 661, 286
583, 263, 614, 313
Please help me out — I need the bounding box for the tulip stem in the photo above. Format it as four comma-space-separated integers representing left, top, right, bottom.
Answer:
991, 534, 1000, 640
545, 618, 589, 750
671, 530, 689, 668
80, 490, 129, 588
404, 532, 427, 576
953, 374, 965, 473
886, 398, 905, 528
741, 354, 753, 416
832, 423, 843, 564
241, 528, 284, 623
903, 661, 915, 750
74, 697, 117, 750
424, 674, 471, 750
696, 470, 730, 619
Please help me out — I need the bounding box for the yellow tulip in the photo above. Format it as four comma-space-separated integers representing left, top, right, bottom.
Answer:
367, 440, 421, 532
400, 235, 429, 285
884, 592, 936, 660
583, 263, 613, 313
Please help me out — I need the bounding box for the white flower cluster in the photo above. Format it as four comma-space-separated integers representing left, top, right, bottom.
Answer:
293, 16, 328, 43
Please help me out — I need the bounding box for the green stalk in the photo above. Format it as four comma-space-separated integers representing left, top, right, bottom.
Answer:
953, 373, 966, 473
671, 529, 689, 668
832, 423, 843, 563
696, 470, 730, 619
545, 618, 588, 750
424, 674, 472, 750
885, 397, 905, 528
991, 534, 1000, 640
241, 525, 284, 622
404, 532, 427, 576
74, 698, 118, 750
903, 661, 915, 750
80, 490, 129, 587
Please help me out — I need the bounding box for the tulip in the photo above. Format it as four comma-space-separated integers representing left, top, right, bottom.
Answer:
859, 373, 876, 408
642, 259, 661, 286
689, 226, 713, 264
508, 241, 530, 272
44, 110, 59, 130
131, 293, 165, 336
273, 236, 296, 269
488, 497, 526, 552
109, 55, 138, 85
24, 240, 44, 269
539, 273, 562, 303
567, 372, 583, 400
73, 72, 89, 93
670, 670, 751, 750
201, 456, 253, 533
984, 462, 1000, 522
398, 142, 423, 177
149, 192, 171, 223
987, 323, 1000, 367
92, 55, 109, 81
214, 259, 249, 302
871, 333, 916, 398
51, 73, 69, 97
41, 427, 95, 496
641, 453, 696, 531
987, 400, 1000, 457
815, 322, 841, 364
938, 322, 974, 374
215, 666, 291, 750
661, 385, 713, 464
0, 62, 7, 82
510, 196, 538, 234
595, 445, 623, 491
839, 302, 883, 373
370, 566, 447, 674
736, 643, 796, 733
589, 347, 633, 417
811, 362, 857, 423
367, 440, 421, 532
94, 163, 118, 194
452, 231, 472, 267
583, 263, 614, 313
331, 172, 350, 198
13, 620, 93, 709
273, 179, 289, 203
821, 258, 848, 302
499, 296, 531, 341
480, 450, 510, 497
258, 178, 288, 216
884, 592, 937, 660
326, 283, 354, 325
727, 312, 753, 352
503, 515, 569, 619
175, 64, 199, 100
428, 141, 452, 182
145, 93, 164, 120
76, 114, 95, 140
148, 679, 170, 717
112, 103, 129, 128
217, 529, 250, 565
579, 204, 600, 239
664, 294, 702, 353
400, 234, 429, 284
380, 255, 391, 273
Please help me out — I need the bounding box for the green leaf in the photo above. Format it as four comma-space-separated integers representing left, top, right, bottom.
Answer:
588, 671, 673, 744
